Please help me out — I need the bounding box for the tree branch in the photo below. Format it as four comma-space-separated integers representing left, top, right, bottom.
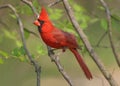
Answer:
24, 28, 39, 38
99, 0, 120, 67
21, 0, 74, 86
62, 0, 118, 86
48, 0, 61, 7
21, 0, 39, 17
96, 31, 108, 47
0, 4, 41, 86
47, 46, 74, 86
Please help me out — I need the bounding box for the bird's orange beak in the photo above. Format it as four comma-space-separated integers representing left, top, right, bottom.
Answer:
33, 20, 40, 26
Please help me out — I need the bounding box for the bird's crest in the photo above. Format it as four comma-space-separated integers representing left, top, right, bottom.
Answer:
38, 7, 49, 21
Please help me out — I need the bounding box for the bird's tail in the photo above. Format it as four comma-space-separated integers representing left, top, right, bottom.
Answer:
70, 48, 92, 80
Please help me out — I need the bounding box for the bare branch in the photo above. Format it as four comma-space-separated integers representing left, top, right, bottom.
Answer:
48, 0, 61, 7
24, 28, 39, 38
21, 0, 74, 86
47, 46, 74, 86
99, 0, 120, 67
0, 4, 41, 86
20, 1, 39, 38
62, 0, 118, 86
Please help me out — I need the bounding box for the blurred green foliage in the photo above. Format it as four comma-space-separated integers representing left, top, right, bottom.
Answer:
100, 18, 108, 30
0, 0, 120, 69
0, 0, 120, 86
11, 46, 27, 62
0, 50, 8, 64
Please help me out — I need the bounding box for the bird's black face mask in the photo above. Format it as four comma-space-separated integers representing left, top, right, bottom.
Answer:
37, 19, 44, 33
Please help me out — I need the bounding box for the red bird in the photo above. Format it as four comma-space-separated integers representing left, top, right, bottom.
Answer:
34, 7, 92, 79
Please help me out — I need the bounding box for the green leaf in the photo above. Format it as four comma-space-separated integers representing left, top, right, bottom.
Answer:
19, 46, 26, 55
73, 3, 85, 12
3, 29, 16, 40
100, 19, 108, 30
111, 14, 120, 21
90, 18, 99, 24
19, 56, 26, 62
16, 5, 32, 15
37, 46, 46, 55
111, 15, 120, 31
49, 8, 63, 20
24, 28, 30, 39
72, 3, 90, 29
80, 22, 88, 29
3, 29, 21, 46
12, 47, 20, 57
11, 46, 28, 62
0, 58, 4, 64
98, 6, 105, 11
9, 14, 16, 19
0, 50, 8, 59
33, 0, 40, 8
11, 46, 26, 57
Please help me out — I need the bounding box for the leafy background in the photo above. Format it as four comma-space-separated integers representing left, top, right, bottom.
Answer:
0, 0, 120, 86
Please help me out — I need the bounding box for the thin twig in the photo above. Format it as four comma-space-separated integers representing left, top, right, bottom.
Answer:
0, 20, 10, 29
21, 0, 74, 86
48, 0, 62, 7
93, 45, 110, 48
99, 0, 120, 67
111, 15, 120, 22
62, 0, 118, 86
0, 19, 39, 38
21, 0, 39, 38
21, 0, 39, 17
0, 4, 41, 86
24, 28, 39, 38
96, 31, 108, 46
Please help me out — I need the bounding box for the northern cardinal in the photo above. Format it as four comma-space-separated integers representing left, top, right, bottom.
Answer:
34, 7, 92, 79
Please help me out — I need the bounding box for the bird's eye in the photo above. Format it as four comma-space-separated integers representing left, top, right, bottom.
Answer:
37, 19, 41, 22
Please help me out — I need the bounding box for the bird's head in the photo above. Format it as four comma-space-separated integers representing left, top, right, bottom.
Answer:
34, 7, 49, 27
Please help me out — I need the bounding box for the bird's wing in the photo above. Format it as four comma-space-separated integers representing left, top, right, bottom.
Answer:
52, 28, 79, 48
